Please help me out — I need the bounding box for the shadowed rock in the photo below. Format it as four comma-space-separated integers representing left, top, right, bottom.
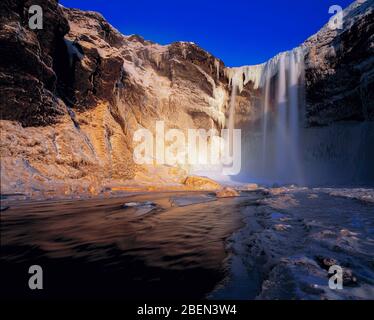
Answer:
304, 0, 374, 125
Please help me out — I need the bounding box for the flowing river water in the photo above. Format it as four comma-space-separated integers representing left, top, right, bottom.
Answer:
0, 192, 252, 300
1, 188, 373, 300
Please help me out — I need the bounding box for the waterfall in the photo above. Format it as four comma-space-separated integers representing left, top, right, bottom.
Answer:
271, 49, 305, 184
225, 46, 374, 186
225, 47, 306, 185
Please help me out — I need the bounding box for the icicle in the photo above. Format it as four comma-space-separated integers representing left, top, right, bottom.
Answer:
214, 59, 220, 81
224, 64, 265, 93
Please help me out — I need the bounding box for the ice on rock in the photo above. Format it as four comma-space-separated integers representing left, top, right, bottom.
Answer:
214, 59, 220, 81
224, 47, 305, 93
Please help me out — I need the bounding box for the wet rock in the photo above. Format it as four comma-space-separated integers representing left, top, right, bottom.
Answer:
258, 257, 325, 300
215, 187, 240, 198
343, 268, 358, 287
260, 189, 271, 196
262, 193, 299, 209
317, 230, 337, 239
183, 176, 221, 191
273, 224, 292, 231
340, 229, 358, 237
316, 256, 338, 270
300, 282, 325, 295
327, 188, 374, 204
308, 194, 319, 199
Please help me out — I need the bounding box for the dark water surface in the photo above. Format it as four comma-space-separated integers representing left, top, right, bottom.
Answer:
0, 192, 250, 300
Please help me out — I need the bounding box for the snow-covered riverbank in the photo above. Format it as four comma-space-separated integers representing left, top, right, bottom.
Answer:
212, 187, 374, 300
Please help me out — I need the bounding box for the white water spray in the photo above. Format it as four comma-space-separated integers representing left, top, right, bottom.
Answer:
226, 47, 306, 185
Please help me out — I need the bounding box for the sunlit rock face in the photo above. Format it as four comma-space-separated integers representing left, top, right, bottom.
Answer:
0, 1, 233, 198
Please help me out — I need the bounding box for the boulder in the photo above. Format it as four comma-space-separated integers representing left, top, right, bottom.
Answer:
183, 176, 221, 190
215, 187, 240, 198
273, 224, 292, 231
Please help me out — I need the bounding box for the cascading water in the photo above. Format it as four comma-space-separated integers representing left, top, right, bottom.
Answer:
226, 47, 306, 185
264, 49, 305, 185
225, 46, 374, 187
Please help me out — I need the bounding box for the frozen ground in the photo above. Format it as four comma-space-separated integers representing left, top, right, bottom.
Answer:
212, 187, 374, 300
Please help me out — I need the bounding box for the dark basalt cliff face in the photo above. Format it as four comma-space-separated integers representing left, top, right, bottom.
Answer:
304, 0, 374, 126
0, 0, 373, 197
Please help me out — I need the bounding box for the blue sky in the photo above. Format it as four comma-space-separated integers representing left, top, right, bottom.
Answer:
60, 0, 354, 66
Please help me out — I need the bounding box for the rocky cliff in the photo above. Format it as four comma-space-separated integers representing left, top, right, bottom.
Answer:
304, 0, 374, 126
0, 0, 373, 198
0, 0, 232, 198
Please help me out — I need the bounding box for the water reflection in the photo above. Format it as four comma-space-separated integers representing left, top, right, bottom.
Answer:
1, 192, 246, 300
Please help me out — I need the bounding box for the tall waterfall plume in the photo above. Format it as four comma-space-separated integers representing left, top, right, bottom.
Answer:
225, 47, 306, 185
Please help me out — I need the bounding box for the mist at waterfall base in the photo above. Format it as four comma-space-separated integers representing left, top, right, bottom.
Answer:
226, 49, 374, 188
